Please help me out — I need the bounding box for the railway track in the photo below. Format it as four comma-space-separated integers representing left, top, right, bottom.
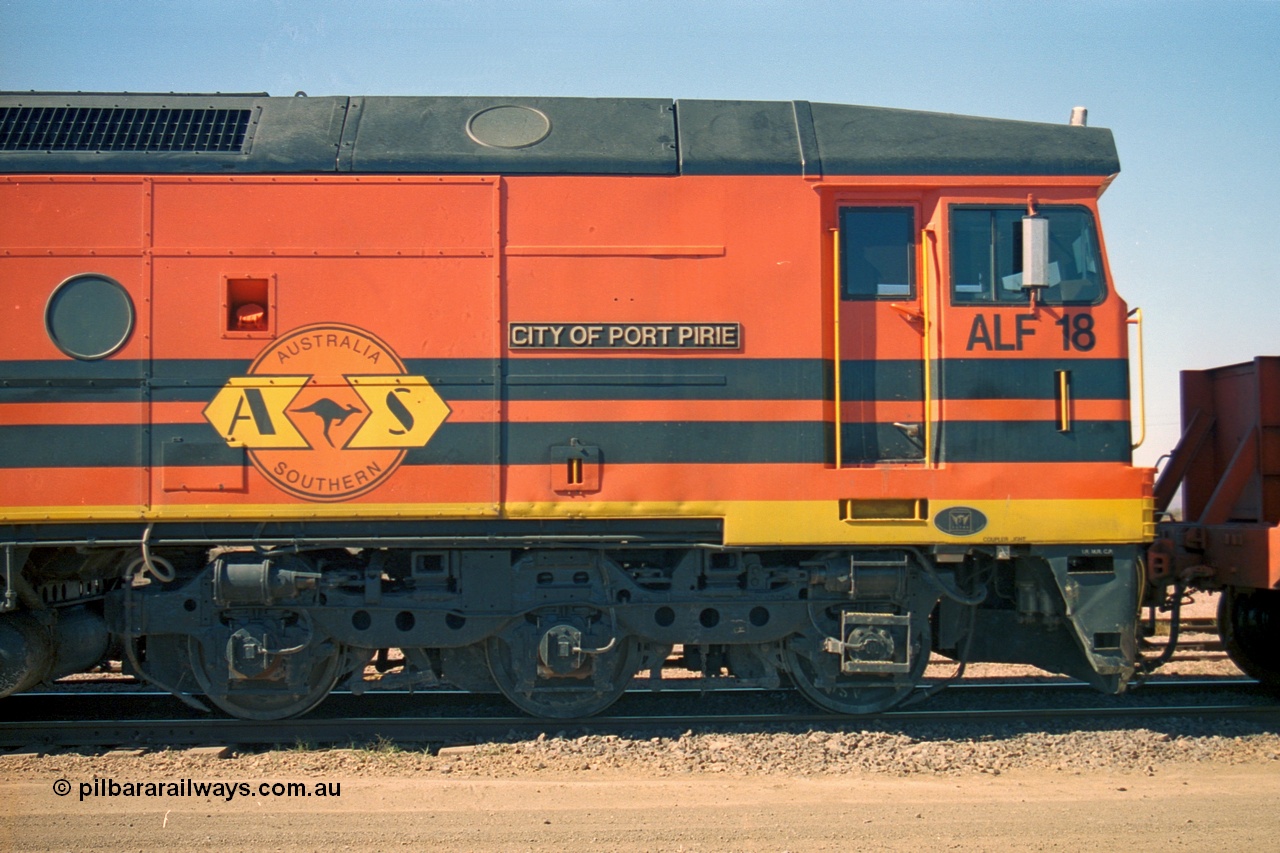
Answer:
3, 623, 1256, 751
3, 679, 1276, 750
1140, 616, 1225, 653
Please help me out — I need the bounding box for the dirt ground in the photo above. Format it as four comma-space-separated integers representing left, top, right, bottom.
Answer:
2, 760, 1277, 851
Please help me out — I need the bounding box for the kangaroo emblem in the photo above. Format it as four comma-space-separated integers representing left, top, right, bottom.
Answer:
291, 398, 363, 447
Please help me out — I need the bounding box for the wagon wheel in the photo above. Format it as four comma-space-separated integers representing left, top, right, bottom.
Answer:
1218, 586, 1280, 685
485, 618, 640, 719
781, 613, 929, 715
186, 634, 347, 721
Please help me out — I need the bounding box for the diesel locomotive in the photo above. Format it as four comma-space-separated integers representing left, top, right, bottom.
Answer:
0, 92, 1273, 720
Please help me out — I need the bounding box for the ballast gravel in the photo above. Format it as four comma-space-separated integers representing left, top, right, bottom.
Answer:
6, 717, 1279, 781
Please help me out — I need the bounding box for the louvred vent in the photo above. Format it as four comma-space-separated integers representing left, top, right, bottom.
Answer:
0, 106, 252, 152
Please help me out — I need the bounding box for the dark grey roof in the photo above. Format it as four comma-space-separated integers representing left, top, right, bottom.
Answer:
0, 92, 1119, 177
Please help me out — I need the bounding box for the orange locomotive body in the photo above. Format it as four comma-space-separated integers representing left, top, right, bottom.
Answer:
1, 94, 1161, 718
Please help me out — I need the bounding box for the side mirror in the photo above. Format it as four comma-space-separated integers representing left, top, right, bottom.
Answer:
1022, 215, 1049, 291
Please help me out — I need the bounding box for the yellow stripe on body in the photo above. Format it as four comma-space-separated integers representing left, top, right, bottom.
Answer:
718, 498, 1151, 546
5, 498, 1151, 548
0, 503, 497, 523
0, 506, 150, 523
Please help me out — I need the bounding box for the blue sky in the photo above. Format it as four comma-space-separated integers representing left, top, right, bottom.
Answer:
3, 0, 1277, 464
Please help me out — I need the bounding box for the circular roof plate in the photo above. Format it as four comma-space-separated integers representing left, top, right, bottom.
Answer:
44, 273, 135, 360
466, 105, 551, 149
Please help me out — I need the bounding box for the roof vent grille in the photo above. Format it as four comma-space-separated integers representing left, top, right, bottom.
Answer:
0, 106, 253, 153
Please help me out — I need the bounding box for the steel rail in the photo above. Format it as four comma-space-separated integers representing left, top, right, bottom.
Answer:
3, 695, 1278, 749
19, 675, 1260, 704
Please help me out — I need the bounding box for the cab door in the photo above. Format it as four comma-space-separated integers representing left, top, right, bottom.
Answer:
939, 203, 1127, 465
834, 205, 927, 465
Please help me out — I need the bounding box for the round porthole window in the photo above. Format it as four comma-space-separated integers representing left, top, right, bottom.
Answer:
44, 274, 135, 360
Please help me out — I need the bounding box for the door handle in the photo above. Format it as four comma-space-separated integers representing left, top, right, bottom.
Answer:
893, 422, 925, 449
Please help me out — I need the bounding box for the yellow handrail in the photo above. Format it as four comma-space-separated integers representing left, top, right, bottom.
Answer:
1056, 370, 1072, 432
832, 228, 843, 469
922, 229, 936, 466
1127, 307, 1146, 449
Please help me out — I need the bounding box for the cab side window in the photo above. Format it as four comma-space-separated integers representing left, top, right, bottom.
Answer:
950, 206, 1106, 305
840, 207, 915, 300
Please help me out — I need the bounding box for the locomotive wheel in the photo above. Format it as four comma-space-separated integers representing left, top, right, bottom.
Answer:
485, 629, 640, 719
186, 635, 347, 721
1218, 587, 1280, 685
782, 620, 929, 715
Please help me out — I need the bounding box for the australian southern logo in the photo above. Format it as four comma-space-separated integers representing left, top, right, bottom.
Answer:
203, 324, 450, 502
934, 506, 988, 537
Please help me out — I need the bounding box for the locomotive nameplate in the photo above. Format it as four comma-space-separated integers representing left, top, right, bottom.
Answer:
203, 324, 450, 502
509, 322, 741, 350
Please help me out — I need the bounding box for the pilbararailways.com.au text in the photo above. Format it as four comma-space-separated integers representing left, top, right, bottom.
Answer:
54, 777, 341, 802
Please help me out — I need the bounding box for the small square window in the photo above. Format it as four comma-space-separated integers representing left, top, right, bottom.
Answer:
223, 276, 274, 338
839, 207, 916, 300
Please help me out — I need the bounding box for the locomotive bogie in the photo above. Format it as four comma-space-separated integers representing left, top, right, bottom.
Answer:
74, 538, 1135, 717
